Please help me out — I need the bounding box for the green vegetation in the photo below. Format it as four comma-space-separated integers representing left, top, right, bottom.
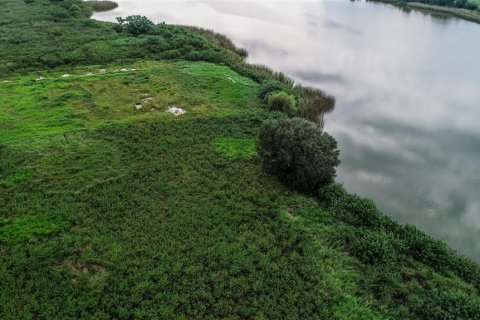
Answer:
258, 118, 340, 194
1, 0, 480, 318
115, 15, 154, 37
213, 136, 257, 159
375, 0, 480, 23
394, 0, 479, 10
89, 0, 118, 12
267, 91, 297, 116
0, 61, 259, 143
408, 2, 480, 22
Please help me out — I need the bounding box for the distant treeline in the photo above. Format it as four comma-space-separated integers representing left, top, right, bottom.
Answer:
408, 0, 478, 10
88, 0, 118, 12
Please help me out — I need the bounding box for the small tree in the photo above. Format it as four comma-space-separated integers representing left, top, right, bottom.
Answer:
258, 118, 340, 194
267, 91, 297, 116
115, 15, 154, 37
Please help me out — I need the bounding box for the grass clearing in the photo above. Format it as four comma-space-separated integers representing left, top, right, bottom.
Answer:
0, 61, 260, 144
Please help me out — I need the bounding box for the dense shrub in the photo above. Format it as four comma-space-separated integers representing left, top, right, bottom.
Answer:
399, 224, 451, 270
258, 80, 288, 101
349, 230, 400, 265
415, 289, 480, 320
267, 91, 297, 116
317, 183, 480, 291
317, 183, 386, 229
258, 118, 340, 194
115, 15, 154, 37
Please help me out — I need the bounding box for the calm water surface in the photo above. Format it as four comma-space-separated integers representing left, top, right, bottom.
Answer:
95, 0, 480, 261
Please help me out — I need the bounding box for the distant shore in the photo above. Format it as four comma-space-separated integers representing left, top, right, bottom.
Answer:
370, 0, 480, 24
88, 0, 118, 12
408, 2, 480, 23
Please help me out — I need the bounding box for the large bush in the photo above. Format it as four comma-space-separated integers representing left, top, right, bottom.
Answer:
267, 91, 297, 116
258, 80, 288, 101
115, 15, 154, 37
258, 118, 340, 193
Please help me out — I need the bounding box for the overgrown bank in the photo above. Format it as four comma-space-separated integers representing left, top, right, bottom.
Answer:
370, 0, 480, 23
1, 0, 480, 318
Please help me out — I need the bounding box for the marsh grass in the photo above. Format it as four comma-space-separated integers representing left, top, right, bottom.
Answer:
296, 85, 336, 128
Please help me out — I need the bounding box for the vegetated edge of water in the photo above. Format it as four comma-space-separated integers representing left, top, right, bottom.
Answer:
369, 0, 480, 24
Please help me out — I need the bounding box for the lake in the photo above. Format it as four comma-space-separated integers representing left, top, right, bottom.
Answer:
94, 0, 480, 261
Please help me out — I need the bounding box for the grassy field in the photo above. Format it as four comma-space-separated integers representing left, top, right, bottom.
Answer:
0, 61, 260, 143
1, 0, 480, 318
2, 61, 480, 319
0, 63, 375, 319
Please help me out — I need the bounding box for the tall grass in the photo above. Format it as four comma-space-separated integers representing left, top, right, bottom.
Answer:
295, 85, 336, 128
183, 26, 248, 58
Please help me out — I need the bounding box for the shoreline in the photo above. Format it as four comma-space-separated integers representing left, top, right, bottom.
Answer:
408, 2, 480, 23
369, 0, 480, 24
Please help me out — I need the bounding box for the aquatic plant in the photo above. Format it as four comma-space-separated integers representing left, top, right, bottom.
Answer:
296, 85, 336, 128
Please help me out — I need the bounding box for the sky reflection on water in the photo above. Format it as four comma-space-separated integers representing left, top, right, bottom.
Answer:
95, 0, 480, 261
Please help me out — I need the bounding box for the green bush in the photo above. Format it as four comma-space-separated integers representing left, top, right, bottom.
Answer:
258, 80, 287, 101
349, 230, 400, 265
415, 289, 480, 320
116, 15, 154, 37
317, 183, 386, 229
399, 224, 452, 272
258, 118, 340, 194
317, 183, 480, 291
267, 91, 297, 116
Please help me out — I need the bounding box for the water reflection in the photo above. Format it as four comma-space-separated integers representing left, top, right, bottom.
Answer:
94, 0, 480, 261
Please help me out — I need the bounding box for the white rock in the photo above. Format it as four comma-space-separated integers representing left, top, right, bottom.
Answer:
35, 76, 45, 81
135, 103, 143, 110
85, 72, 94, 76
167, 106, 186, 116
99, 69, 106, 73
62, 74, 70, 78
120, 68, 128, 72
